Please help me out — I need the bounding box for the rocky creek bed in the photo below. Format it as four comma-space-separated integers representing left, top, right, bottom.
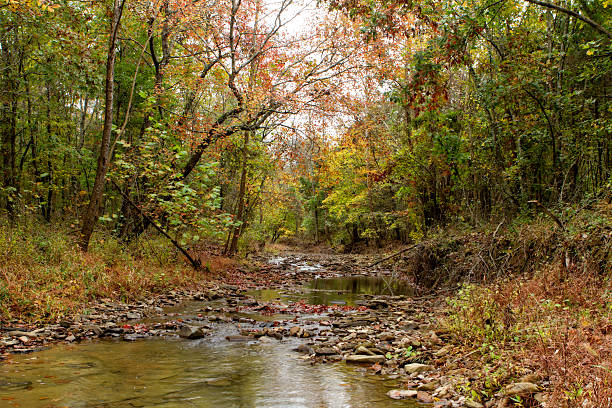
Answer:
0, 253, 547, 407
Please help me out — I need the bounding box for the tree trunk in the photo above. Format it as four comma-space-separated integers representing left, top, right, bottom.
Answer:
228, 130, 250, 255
79, 0, 125, 251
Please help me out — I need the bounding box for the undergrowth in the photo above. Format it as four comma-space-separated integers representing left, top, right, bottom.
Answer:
441, 201, 612, 407
0, 220, 209, 322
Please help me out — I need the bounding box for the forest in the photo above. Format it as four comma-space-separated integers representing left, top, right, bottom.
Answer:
0, 0, 611, 407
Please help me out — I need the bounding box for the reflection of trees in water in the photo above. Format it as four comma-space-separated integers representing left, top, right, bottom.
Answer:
307, 277, 413, 305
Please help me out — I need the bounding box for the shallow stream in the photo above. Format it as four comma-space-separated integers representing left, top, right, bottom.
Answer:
0, 260, 418, 407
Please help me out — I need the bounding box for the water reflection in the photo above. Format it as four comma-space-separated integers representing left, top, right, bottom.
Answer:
250, 277, 413, 307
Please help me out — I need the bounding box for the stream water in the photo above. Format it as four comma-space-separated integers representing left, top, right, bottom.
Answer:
0, 261, 419, 407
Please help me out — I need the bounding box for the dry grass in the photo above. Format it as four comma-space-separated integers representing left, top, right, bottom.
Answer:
0, 221, 210, 322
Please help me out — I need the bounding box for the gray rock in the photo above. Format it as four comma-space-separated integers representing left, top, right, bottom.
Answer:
464, 400, 484, 408
179, 325, 206, 339
126, 312, 141, 320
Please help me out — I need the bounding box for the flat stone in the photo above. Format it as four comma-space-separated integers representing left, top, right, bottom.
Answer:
66, 334, 76, 342
225, 335, 252, 342
345, 354, 386, 364
387, 389, 418, 399
505, 382, 539, 396
464, 400, 484, 408
404, 363, 434, 374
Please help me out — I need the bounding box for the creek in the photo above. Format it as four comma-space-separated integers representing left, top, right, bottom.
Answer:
0, 256, 419, 407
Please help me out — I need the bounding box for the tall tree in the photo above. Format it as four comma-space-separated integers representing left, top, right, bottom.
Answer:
79, 0, 125, 250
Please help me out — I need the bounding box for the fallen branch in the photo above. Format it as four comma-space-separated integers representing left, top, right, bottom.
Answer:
368, 242, 426, 268
111, 180, 202, 270
528, 200, 565, 231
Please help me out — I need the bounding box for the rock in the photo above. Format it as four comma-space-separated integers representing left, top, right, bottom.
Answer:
404, 363, 434, 374
505, 382, 539, 396
289, 326, 302, 337
66, 334, 76, 342
418, 381, 439, 391
225, 335, 252, 342
314, 346, 337, 356
401, 320, 419, 330
18, 336, 29, 343
126, 312, 141, 320
293, 344, 313, 354
355, 346, 376, 356
379, 332, 395, 341
387, 389, 418, 399
258, 336, 276, 343
179, 325, 206, 339
464, 400, 484, 408
417, 391, 434, 403
345, 355, 386, 364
